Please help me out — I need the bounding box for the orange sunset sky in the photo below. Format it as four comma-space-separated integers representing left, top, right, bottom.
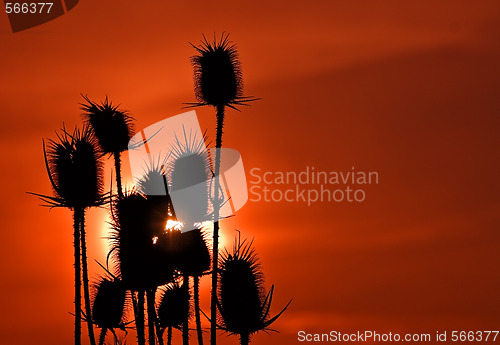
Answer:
1, 1, 500, 345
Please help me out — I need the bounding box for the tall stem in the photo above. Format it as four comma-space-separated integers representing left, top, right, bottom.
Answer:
80, 208, 97, 345
194, 276, 203, 345
167, 326, 173, 345
239, 334, 249, 345
211, 104, 225, 345
183, 275, 190, 345
74, 208, 82, 345
114, 151, 123, 198
154, 303, 164, 345
136, 291, 146, 345
157, 327, 165, 345
147, 289, 157, 345
98, 328, 107, 345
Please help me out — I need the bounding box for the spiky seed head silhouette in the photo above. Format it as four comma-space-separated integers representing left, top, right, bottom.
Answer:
166, 130, 212, 275
35, 125, 105, 209
109, 191, 148, 290
218, 234, 291, 343
157, 281, 191, 330
81, 95, 134, 155
91, 276, 127, 330
109, 191, 174, 291
189, 33, 256, 109
155, 226, 210, 278
135, 164, 175, 231
136, 163, 169, 196
167, 129, 212, 228
177, 228, 211, 277
191, 33, 241, 107
218, 237, 263, 334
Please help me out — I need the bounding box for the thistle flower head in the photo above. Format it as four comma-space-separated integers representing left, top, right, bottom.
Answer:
81, 95, 134, 155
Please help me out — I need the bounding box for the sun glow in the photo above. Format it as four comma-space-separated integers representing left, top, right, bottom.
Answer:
165, 219, 183, 231
198, 221, 229, 251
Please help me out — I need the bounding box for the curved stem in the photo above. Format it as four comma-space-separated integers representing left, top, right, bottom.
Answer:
194, 276, 203, 345
74, 208, 82, 345
211, 104, 225, 345
80, 208, 97, 345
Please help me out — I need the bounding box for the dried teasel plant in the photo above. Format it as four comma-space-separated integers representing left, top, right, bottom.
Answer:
188, 33, 259, 344
81, 95, 135, 198
30, 125, 108, 345
217, 232, 291, 345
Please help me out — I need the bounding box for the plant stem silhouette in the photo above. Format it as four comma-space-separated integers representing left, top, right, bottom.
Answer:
114, 151, 123, 197
177, 229, 211, 345
137, 291, 146, 345
147, 289, 157, 345
211, 105, 223, 345
167, 326, 173, 345
193, 276, 203, 345
189, 33, 257, 345
182, 275, 190, 345
98, 329, 106, 345
74, 208, 82, 345
80, 209, 97, 345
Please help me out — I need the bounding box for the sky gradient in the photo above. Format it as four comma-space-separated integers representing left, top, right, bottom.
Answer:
1, 1, 500, 344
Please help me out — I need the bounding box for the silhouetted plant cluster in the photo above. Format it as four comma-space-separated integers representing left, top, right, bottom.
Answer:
32, 33, 290, 345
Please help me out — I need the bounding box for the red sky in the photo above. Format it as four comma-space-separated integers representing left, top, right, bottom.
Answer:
1, 1, 500, 344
